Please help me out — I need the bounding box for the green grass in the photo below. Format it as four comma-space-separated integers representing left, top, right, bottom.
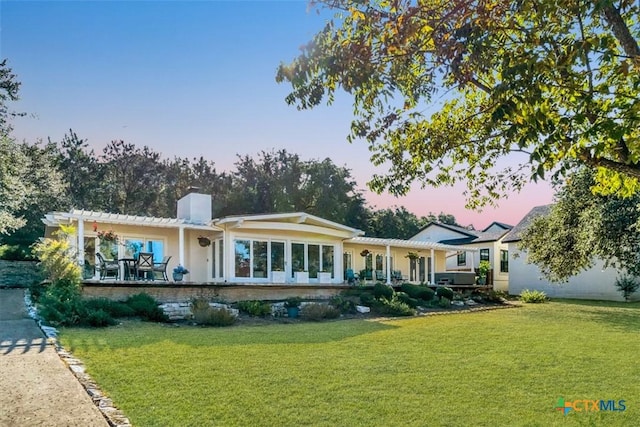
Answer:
59, 300, 640, 426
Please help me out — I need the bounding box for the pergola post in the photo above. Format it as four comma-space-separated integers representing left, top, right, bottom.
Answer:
430, 248, 435, 285
386, 244, 391, 285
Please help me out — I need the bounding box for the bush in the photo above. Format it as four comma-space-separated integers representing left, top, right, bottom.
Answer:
0, 244, 35, 261
37, 278, 85, 327
300, 303, 340, 321
520, 289, 548, 303
125, 293, 168, 322
236, 300, 272, 317
438, 297, 451, 308
483, 290, 508, 303
191, 299, 237, 326
395, 291, 420, 308
359, 292, 376, 306
615, 275, 640, 301
373, 283, 394, 301
374, 296, 416, 317
85, 297, 135, 318
400, 283, 435, 302
330, 295, 357, 314
84, 309, 117, 327
435, 286, 455, 301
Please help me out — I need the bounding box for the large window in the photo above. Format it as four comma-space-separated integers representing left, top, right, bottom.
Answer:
236, 239, 288, 280
291, 242, 335, 279
252, 241, 268, 278
480, 249, 490, 262
235, 240, 251, 278
322, 245, 334, 278
500, 250, 509, 273
271, 241, 285, 272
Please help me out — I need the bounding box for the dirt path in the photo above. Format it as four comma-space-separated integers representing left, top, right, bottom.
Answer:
0, 288, 108, 427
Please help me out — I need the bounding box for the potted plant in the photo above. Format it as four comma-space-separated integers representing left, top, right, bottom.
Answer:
173, 264, 189, 282
360, 249, 370, 258
477, 260, 491, 286
97, 230, 118, 243
405, 251, 419, 261
284, 297, 302, 318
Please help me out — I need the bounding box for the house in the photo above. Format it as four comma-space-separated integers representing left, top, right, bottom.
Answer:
502, 205, 627, 301
409, 221, 513, 291
42, 192, 477, 286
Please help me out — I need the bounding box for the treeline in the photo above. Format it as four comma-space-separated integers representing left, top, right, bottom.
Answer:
2, 129, 460, 251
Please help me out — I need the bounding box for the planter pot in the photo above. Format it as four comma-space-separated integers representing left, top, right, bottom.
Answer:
318, 272, 332, 283
294, 271, 309, 284
286, 307, 299, 318
271, 271, 286, 283
173, 272, 184, 282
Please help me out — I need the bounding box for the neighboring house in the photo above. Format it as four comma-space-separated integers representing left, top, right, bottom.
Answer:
43, 192, 476, 285
503, 205, 627, 301
409, 221, 513, 291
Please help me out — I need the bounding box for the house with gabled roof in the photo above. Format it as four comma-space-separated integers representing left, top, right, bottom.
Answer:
408, 221, 513, 291
503, 205, 627, 301
42, 191, 477, 288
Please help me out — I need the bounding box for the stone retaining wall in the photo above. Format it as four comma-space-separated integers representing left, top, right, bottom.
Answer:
0, 260, 41, 287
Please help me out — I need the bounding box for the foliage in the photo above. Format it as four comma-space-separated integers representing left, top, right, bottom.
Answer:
191, 299, 237, 327
481, 290, 508, 304
372, 283, 394, 300
37, 278, 85, 327
520, 168, 640, 281
236, 300, 272, 317
31, 225, 81, 284
400, 283, 435, 302
438, 297, 452, 309
84, 297, 135, 318
300, 303, 341, 321
478, 261, 491, 278
519, 289, 548, 304
359, 292, 376, 307
284, 297, 302, 308
0, 244, 35, 261
85, 309, 118, 327
0, 59, 24, 134
277, 0, 640, 206
97, 230, 118, 242
435, 286, 455, 301
329, 295, 357, 314
374, 295, 416, 316
395, 291, 420, 308
173, 264, 189, 274
125, 293, 168, 322
614, 275, 640, 302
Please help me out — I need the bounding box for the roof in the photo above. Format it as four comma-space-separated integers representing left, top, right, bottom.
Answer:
42, 209, 217, 230
502, 205, 553, 243
481, 221, 513, 232
347, 236, 478, 252
412, 221, 513, 245
214, 212, 364, 237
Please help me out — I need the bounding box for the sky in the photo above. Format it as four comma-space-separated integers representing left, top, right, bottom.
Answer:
1, 0, 554, 229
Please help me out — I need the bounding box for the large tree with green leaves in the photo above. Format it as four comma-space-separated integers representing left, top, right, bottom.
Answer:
520, 168, 640, 282
277, 0, 640, 207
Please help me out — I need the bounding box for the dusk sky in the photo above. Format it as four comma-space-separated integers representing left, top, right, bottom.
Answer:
1, 0, 554, 229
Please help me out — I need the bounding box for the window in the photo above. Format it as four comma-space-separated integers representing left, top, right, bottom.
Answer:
235, 240, 251, 277
457, 251, 466, 266
322, 245, 334, 278
212, 239, 224, 279
271, 241, 285, 272
252, 241, 268, 278
500, 250, 509, 273
480, 249, 490, 262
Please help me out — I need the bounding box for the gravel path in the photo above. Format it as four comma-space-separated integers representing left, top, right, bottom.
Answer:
0, 288, 108, 427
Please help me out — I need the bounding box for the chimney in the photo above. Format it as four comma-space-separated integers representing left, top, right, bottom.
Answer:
177, 191, 211, 224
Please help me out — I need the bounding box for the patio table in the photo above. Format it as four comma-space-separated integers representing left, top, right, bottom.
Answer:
118, 258, 137, 280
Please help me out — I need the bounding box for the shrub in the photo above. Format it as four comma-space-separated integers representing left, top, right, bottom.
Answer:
300, 303, 340, 321
329, 295, 356, 314
435, 286, 455, 301
395, 291, 420, 308
438, 297, 451, 308
400, 283, 435, 302
359, 292, 376, 306
520, 289, 548, 303
37, 278, 85, 327
614, 275, 640, 302
84, 309, 117, 327
85, 297, 135, 318
236, 300, 272, 317
284, 297, 302, 308
0, 244, 35, 261
373, 283, 394, 301
191, 298, 237, 326
374, 296, 416, 317
483, 290, 508, 303
32, 225, 82, 284
125, 293, 168, 322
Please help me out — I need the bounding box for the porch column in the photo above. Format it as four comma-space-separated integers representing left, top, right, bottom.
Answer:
430, 248, 435, 285
178, 226, 185, 266
385, 245, 391, 285
77, 219, 84, 266
470, 250, 475, 272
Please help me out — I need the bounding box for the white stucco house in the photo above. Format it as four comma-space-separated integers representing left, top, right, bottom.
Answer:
502, 205, 629, 301
42, 192, 477, 286
409, 221, 513, 291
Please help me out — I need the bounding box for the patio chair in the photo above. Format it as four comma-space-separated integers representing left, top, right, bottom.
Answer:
375, 270, 385, 282
345, 268, 358, 285
136, 252, 155, 280
152, 255, 172, 281
96, 252, 119, 280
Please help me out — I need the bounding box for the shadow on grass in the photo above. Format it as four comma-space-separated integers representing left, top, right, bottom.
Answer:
62, 318, 399, 352
548, 299, 640, 333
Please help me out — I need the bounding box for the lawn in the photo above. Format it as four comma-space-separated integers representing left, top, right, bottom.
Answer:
59, 300, 640, 426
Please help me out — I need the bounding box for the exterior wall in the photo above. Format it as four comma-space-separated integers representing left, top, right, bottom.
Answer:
508, 244, 628, 301
444, 241, 510, 291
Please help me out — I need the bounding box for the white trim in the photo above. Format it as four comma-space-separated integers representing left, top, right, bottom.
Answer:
348, 236, 478, 252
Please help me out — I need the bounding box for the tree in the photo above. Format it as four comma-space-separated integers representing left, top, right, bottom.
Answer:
519, 168, 640, 282
0, 59, 24, 134
369, 206, 425, 239
277, 0, 640, 207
